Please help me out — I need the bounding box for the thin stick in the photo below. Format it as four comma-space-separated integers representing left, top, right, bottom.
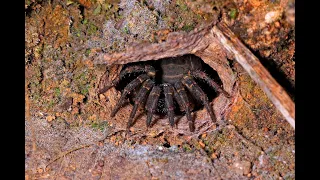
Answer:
45, 144, 91, 168
212, 22, 295, 129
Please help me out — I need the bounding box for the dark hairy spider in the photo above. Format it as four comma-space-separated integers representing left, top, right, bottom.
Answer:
99, 55, 230, 132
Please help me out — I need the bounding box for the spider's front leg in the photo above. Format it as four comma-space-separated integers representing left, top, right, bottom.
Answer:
174, 81, 195, 132
145, 86, 161, 127
99, 65, 156, 94
127, 79, 154, 129
172, 87, 185, 112
163, 84, 175, 127
181, 75, 216, 123
110, 74, 149, 117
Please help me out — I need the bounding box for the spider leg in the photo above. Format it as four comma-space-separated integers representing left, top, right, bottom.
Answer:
163, 84, 175, 127
127, 79, 154, 129
110, 74, 149, 117
174, 81, 195, 132
172, 87, 185, 112
191, 71, 231, 98
99, 65, 156, 94
145, 86, 161, 127
181, 75, 216, 123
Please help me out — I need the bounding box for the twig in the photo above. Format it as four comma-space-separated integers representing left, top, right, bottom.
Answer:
45, 144, 91, 168
212, 22, 295, 129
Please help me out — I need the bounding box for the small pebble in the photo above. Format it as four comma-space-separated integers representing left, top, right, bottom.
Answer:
265, 11, 281, 23
211, 152, 217, 159
46, 115, 56, 122
99, 94, 105, 99
199, 140, 205, 148
201, 133, 207, 139
232, 160, 252, 175
37, 168, 43, 173
169, 145, 178, 152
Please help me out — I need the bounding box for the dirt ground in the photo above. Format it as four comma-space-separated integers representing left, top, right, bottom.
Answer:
25, 0, 295, 179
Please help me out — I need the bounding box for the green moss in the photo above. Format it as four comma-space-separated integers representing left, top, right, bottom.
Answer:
91, 121, 109, 131
54, 87, 61, 97
66, 0, 74, 6
85, 49, 91, 57
217, 133, 227, 144
32, 92, 40, 102
93, 4, 101, 15
196, 14, 203, 20
123, 26, 130, 34
182, 144, 192, 152
82, 19, 88, 25
48, 99, 55, 109
176, 0, 188, 11
229, 8, 238, 19
88, 23, 98, 36
80, 84, 90, 96
73, 69, 91, 96
75, 71, 86, 81
104, 3, 112, 10
181, 24, 195, 32
243, 77, 255, 93
104, 0, 120, 20
26, 0, 31, 6
203, 139, 209, 146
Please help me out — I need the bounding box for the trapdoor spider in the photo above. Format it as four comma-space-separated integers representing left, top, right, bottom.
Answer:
99, 55, 230, 132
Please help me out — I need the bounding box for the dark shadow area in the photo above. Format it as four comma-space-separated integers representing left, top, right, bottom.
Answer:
251, 49, 295, 101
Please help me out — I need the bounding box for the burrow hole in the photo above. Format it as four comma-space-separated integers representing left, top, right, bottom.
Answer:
115, 54, 224, 117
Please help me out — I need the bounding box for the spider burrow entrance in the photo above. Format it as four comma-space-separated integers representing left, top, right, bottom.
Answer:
99, 54, 231, 132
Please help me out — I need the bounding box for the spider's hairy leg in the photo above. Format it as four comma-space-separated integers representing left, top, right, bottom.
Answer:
172, 87, 185, 111
191, 71, 231, 98
127, 79, 154, 129
110, 74, 149, 117
182, 75, 216, 123
163, 84, 175, 127
99, 65, 156, 94
145, 86, 161, 127
174, 81, 195, 132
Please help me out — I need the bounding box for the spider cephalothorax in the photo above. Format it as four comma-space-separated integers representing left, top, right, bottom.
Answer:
99, 55, 230, 132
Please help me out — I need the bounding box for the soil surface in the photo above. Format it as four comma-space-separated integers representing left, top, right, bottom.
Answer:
25, 0, 295, 179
